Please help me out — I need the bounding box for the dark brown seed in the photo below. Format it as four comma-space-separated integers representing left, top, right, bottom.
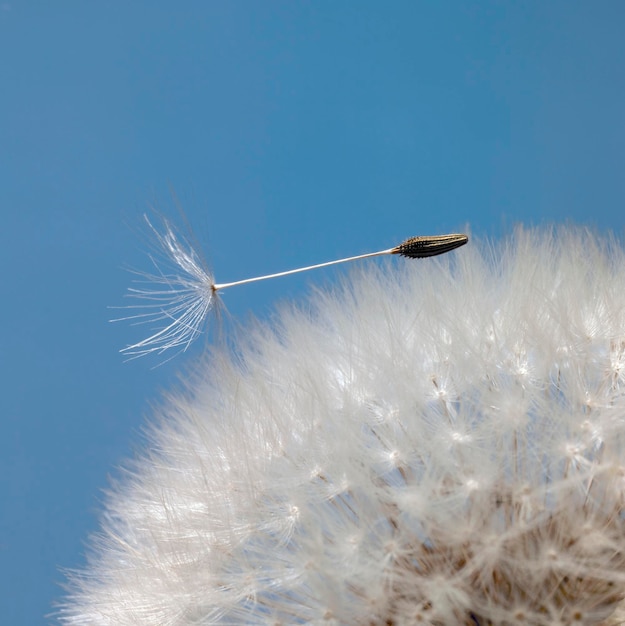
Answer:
391, 234, 468, 259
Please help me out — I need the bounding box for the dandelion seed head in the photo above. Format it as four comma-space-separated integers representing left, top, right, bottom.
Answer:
62, 226, 625, 624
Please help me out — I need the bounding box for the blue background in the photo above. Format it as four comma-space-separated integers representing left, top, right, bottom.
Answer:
1, 2, 624, 623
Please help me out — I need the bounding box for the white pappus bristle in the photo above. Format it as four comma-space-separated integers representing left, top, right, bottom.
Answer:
111, 215, 217, 359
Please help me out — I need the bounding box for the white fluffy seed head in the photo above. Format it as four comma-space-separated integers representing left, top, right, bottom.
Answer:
63, 226, 625, 624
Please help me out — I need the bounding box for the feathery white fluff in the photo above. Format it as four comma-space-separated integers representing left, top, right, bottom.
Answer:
61, 226, 625, 625
111, 215, 217, 359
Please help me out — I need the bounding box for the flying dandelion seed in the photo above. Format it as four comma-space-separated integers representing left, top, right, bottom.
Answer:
112, 214, 468, 359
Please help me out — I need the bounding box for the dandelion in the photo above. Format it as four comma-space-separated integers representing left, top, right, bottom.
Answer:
61, 226, 625, 624
112, 214, 468, 359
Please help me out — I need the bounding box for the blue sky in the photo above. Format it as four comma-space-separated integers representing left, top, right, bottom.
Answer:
1, 2, 625, 623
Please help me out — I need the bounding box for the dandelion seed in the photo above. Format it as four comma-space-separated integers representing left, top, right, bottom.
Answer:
113, 214, 468, 359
